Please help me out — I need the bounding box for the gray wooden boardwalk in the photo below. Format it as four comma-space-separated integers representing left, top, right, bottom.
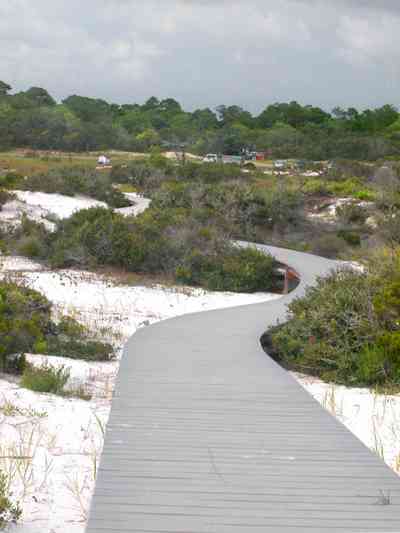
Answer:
86, 244, 400, 532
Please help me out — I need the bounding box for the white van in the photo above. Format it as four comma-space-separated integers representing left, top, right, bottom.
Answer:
203, 154, 218, 163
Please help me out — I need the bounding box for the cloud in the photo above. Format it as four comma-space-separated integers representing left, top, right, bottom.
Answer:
0, 0, 399, 112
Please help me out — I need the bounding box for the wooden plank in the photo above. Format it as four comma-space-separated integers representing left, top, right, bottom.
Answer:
86, 244, 400, 532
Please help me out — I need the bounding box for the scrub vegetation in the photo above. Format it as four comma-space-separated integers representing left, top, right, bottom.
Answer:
3, 79, 400, 392
1, 80, 400, 160
0, 281, 114, 374
0, 470, 21, 529
266, 250, 400, 389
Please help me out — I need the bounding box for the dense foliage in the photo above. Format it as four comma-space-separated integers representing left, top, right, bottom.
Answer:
111, 156, 379, 257
1, 80, 399, 160
21, 364, 71, 395
21, 166, 129, 208
266, 250, 400, 388
1, 153, 387, 277
0, 281, 113, 373
0, 471, 21, 528
33, 206, 277, 293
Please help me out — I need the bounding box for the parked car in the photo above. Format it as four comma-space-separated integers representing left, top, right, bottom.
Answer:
274, 159, 286, 170
203, 154, 218, 163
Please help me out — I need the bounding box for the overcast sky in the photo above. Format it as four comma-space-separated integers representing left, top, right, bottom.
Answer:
1, 0, 399, 113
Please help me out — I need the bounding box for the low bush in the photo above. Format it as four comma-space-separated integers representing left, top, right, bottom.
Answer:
0, 471, 21, 528
0, 281, 114, 373
0, 189, 13, 209
266, 251, 400, 388
45, 337, 113, 361
303, 177, 375, 200
151, 180, 304, 237
0, 172, 21, 189
188, 162, 244, 184
17, 235, 48, 258
176, 246, 275, 292
336, 230, 361, 246
111, 159, 247, 195
336, 202, 368, 225
0, 282, 53, 371
21, 363, 70, 394
46, 206, 278, 293
21, 166, 130, 208
36, 316, 114, 361
310, 234, 348, 258
5, 215, 51, 259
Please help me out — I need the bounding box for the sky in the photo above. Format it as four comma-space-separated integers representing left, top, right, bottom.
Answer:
0, 0, 399, 113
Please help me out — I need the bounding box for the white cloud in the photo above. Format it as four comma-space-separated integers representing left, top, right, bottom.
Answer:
0, 0, 399, 112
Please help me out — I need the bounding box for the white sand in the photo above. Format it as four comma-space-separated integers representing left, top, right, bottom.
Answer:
0, 256, 279, 533
294, 372, 400, 475
0, 190, 150, 232
0, 190, 398, 532
0, 191, 106, 231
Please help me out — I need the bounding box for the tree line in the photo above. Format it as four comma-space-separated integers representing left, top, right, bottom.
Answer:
1, 80, 400, 160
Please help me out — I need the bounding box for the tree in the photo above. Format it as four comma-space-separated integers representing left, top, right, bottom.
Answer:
0, 81, 11, 96
119, 109, 151, 134
257, 101, 329, 129
192, 108, 219, 131
159, 98, 182, 116
62, 95, 111, 122
134, 128, 161, 150
24, 87, 56, 107
142, 96, 160, 111
216, 105, 254, 128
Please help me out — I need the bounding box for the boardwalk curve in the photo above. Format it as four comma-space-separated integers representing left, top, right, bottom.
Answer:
87, 243, 400, 532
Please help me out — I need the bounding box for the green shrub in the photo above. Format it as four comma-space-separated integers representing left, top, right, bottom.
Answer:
267, 253, 400, 388
176, 246, 275, 292
7, 215, 51, 259
0, 172, 21, 189
43, 315, 114, 361
303, 177, 375, 200
3, 353, 26, 375
21, 363, 70, 395
310, 234, 348, 258
356, 345, 387, 385
0, 471, 21, 528
45, 205, 279, 293
0, 281, 115, 373
302, 179, 329, 196
194, 163, 244, 184
328, 179, 374, 199
45, 337, 113, 362
337, 230, 361, 246
336, 202, 368, 225
17, 236, 47, 258
354, 190, 375, 201
151, 180, 303, 235
57, 316, 86, 337
267, 269, 379, 385
0, 282, 53, 371
0, 189, 13, 208
22, 166, 130, 208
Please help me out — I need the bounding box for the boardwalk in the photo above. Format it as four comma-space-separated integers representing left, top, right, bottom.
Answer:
86, 244, 400, 532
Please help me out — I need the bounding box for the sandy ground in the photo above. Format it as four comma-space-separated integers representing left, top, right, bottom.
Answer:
294, 372, 400, 475
0, 191, 399, 532
2, 258, 400, 532
307, 197, 374, 224
0, 255, 280, 533
0, 192, 107, 231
